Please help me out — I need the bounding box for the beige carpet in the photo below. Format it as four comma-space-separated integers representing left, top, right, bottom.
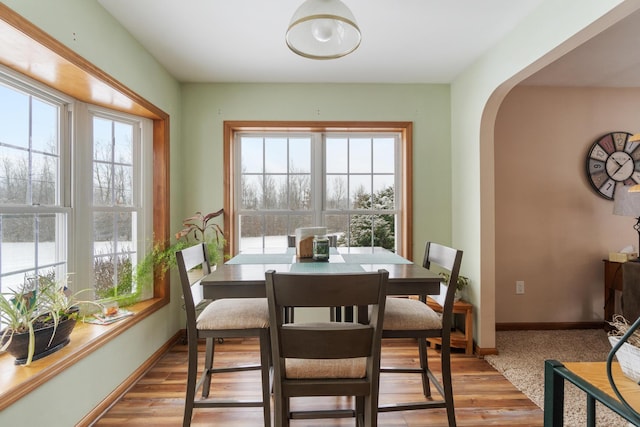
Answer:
485, 329, 632, 427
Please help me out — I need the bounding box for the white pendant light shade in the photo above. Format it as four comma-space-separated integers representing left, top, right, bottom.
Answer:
286, 0, 361, 60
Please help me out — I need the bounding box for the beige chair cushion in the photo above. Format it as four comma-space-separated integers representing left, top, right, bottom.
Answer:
285, 357, 367, 379
383, 297, 442, 330
196, 298, 269, 330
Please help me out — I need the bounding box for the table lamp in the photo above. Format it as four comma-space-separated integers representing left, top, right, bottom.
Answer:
613, 185, 640, 254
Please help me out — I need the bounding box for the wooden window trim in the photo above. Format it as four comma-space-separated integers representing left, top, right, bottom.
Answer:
223, 120, 413, 259
0, 4, 170, 406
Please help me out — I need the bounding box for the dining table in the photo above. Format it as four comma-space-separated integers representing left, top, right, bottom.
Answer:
200, 247, 442, 312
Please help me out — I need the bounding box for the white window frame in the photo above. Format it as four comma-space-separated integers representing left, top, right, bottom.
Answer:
0, 66, 153, 300
233, 130, 402, 252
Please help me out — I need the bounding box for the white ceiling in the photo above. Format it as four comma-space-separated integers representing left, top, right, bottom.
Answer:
97, 0, 547, 84
97, 0, 640, 87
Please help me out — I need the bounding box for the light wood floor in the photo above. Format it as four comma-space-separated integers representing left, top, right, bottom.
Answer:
93, 338, 543, 426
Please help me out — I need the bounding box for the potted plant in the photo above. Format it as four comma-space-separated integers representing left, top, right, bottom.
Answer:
120, 209, 225, 309
174, 209, 225, 267
439, 272, 470, 302
0, 274, 98, 366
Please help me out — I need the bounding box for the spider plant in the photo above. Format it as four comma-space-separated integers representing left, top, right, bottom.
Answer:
0, 275, 97, 365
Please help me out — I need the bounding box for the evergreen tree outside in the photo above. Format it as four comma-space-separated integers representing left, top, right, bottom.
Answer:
337, 185, 395, 250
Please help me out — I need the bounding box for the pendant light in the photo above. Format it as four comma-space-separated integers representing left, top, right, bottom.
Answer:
286, 0, 361, 60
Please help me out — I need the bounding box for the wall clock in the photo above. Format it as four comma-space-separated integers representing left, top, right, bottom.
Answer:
586, 131, 640, 200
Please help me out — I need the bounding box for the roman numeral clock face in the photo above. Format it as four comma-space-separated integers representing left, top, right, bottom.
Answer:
587, 132, 640, 200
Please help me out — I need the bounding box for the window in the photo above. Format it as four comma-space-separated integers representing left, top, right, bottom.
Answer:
226, 122, 413, 258
0, 77, 68, 294
89, 111, 152, 301
0, 70, 153, 303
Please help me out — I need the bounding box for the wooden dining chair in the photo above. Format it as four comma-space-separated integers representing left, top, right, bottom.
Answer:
378, 241, 463, 427
176, 243, 271, 427
265, 269, 389, 427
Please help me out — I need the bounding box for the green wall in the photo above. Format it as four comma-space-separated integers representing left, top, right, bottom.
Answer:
0, 1, 184, 425
180, 83, 452, 259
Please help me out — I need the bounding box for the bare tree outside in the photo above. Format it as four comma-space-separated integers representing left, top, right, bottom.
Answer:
238, 134, 398, 250
91, 117, 135, 299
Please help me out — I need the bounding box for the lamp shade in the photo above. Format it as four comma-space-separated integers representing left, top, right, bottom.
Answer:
613, 185, 640, 216
286, 0, 361, 60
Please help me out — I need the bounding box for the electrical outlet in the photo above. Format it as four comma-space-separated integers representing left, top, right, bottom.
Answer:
516, 280, 525, 294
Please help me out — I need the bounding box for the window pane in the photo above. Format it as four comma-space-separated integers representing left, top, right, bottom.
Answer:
241, 137, 263, 173
0, 85, 29, 149
239, 215, 264, 251
289, 138, 310, 173
94, 211, 114, 246
326, 138, 347, 173
93, 161, 111, 206
326, 175, 348, 209
373, 177, 395, 210
114, 121, 133, 165
32, 98, 58, 154
265, 214, 288, 244
93, 211, 135, 299
347, 214, 395, 250
1, 214, 34, 275
265, 137, 287, 173
373, 138, 394, 173
32, 152, 58, 205
114, 164, 133, 206
93, 117, 112, 162
289, 174, 311, 210
0, 146, 28, 204
93, 117, 134, 207
0, 213, 66, 293
349, 138, 371, 173
263, 174, 287, 209
325, 214, 349, 247
289, 214, 313, 233
241, 174, 263, 209
93, 253, 133, 299
93, 212, 134, 251
350, 175, 372, 209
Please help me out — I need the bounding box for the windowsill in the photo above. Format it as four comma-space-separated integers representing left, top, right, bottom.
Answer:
0, 297, 167, 410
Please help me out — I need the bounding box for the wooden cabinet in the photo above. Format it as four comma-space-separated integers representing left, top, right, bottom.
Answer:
603, 260, 624, 324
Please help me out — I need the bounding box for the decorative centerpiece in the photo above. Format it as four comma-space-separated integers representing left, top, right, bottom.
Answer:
294, 227, 327, 258
607, 314, 640, 383
312, 235, 330, 261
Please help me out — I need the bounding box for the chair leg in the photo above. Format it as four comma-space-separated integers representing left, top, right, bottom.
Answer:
202, 337, 215, 398
274, 392, 289, 427
356, 395, 364, 421
364, 394, 378, 427
441, 342, 456, 427
284, 396, 291, 427
418, 337, 431, 397
259, 329, 271, 427
183, 336, 198, 427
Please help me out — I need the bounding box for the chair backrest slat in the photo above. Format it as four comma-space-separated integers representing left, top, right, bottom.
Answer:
270, 273, 383, 308
176, 243, 211, 327
422, 241, 463, 328
281, 323, 373, 359
266, 269, 388, 363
